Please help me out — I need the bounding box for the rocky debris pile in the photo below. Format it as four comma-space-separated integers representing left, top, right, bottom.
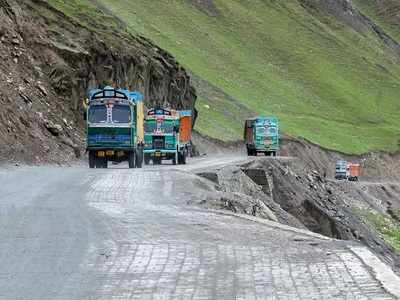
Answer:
0, 0, 196, 164
196, 157, 400, 272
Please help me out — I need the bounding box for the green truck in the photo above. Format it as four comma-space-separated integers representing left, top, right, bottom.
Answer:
144, 108, 192, 165
85, 86, 145, 168
244, 116, 280, 156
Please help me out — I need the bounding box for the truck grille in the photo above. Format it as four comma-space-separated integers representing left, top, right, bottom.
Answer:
153, 137, 165, 150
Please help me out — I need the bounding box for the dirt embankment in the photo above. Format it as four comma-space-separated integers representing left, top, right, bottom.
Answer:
194, 136, 400, 271
0, 0, 196, 164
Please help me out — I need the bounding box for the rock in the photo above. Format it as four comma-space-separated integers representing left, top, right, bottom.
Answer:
44, 120, 62, 136
197, 172, 219, 185
37, 84, 47, 96
11, 38, 20, 45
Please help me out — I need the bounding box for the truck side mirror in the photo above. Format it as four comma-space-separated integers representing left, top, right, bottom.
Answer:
83, 111, 87, 121
174, 125, 179, 133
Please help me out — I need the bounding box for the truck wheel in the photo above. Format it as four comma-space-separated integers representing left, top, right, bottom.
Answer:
182, 151, 187, 165
94, 156, 102, 168
247, 147, 251, 156
135, 149, 143, 168
102, 158, 108, 168
128, 151, 136, 168
174, 151, 179, 165
89, 151, 95, 168
153, 157, 161, 165
144, 155, 150, 165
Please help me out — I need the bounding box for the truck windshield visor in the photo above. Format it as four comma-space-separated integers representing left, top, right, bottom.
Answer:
256, 126, 277, 136
88, 105, 107, 123
112, 105, 131, 123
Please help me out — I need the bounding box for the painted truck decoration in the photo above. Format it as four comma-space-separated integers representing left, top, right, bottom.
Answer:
335, 160, 361, 181
144, 108, 192, 165
244, 117, 280, 156
85, 86, 144, 169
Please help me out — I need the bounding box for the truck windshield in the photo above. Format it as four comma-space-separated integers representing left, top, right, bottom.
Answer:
88, 105, 107, 123
144, 121, 157, 133
88, 104, 131, 123
144, 120, 175, 133
256, 126, 277, 136
162, 121, 175, 133
112, 105, 131, 123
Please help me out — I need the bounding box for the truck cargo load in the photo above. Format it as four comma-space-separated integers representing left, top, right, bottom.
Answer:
347, 163, 361, 181
178, 110, 192, 143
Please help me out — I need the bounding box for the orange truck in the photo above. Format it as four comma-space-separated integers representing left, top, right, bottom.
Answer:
347, 163, 361, 181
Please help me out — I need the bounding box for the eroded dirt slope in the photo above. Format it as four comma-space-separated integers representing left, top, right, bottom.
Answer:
0, 0, 196, 164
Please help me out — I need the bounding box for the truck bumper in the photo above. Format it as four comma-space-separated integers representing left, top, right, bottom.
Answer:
144, 150, 177, 154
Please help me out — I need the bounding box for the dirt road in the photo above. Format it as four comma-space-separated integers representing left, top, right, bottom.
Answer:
0, 156, 399, 299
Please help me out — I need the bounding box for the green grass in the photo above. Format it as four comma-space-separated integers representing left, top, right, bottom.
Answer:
46, 0, 131, 46
353, 0, 400, 42
356, 209, 400, 253
48, 0, 400, 153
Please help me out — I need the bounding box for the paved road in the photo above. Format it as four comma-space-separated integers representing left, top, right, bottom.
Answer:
0, 157, 399, 299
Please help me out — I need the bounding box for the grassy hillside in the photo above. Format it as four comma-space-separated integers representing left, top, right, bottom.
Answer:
353, 0, 400, 42
60, 0, 400, 154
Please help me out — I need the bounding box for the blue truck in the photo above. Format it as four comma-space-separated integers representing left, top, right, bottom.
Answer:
85, 86, 145, 168
244, 117, 280, 156
335, 160, 348, 180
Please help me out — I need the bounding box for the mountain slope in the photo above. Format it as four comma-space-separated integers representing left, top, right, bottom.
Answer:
95, 0, 400, 154
0, 0, 195, 163
353, 0, 400, 42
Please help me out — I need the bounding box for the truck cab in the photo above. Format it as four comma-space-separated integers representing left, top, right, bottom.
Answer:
244, 117, 279, 156
85, 87, 144, 168
335, 160, 348, 180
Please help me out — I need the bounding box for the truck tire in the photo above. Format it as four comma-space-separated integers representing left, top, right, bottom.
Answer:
128, 151, 135, 168
153, 157, 161, 165
102, 158, 108, 168
89, 151, 95, 168
246, 147, 251, 156
94, 156, 102, 168
135, 149, 143, 168
173, 151, 178, 165
182, 151, 186, 164
144, 154, 150, 165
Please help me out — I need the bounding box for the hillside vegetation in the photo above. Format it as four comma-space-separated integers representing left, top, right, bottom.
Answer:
64, 0, 400, 154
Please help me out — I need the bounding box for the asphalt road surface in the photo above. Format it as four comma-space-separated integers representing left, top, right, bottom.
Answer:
0, 156, 399, 299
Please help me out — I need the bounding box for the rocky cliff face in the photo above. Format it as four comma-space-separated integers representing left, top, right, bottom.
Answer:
0, 0, 196, 164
